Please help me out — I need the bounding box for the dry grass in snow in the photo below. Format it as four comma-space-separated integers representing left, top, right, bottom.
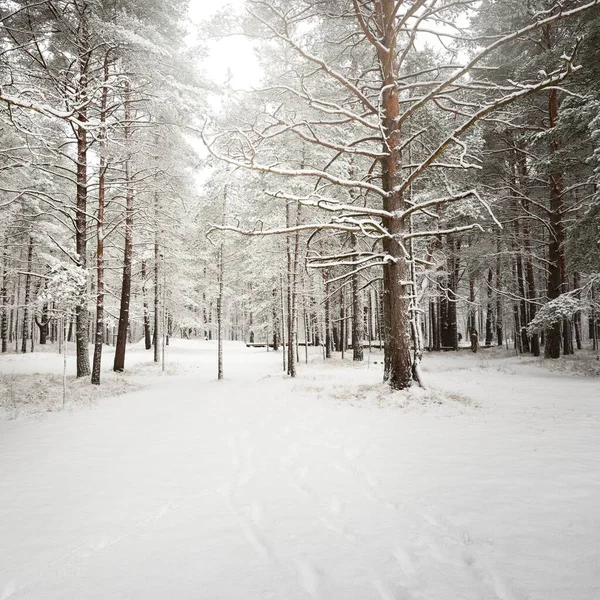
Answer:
0, 373, 140, 420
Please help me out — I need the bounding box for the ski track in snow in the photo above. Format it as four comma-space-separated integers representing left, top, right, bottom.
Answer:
1, 340, 599, 599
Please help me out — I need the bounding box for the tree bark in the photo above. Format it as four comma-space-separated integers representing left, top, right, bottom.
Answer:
375, 0, 412, 388
441, 238, 460, 350
1, 242, 7, 353
496, 237, 504, 346
92, 52, 109, 385
142, 260, 152, 350
545, 86, 565, 359
35, 302, 50, 346
351, 234, 364, 362
114, 83, 134, 373
573, 271, 582, 350
272, 288, 280, 350
324, 270, 331, 359
74, 18, 91, 378
153, 192, 161, 363
485, 268, 494, 346
21, 236, 34, 354
217, 185, 227, 380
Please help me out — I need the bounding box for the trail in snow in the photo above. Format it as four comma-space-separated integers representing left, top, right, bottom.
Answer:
0, 340, 599, 600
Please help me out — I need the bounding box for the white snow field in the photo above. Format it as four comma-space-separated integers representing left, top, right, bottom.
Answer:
1, 340, 599, 600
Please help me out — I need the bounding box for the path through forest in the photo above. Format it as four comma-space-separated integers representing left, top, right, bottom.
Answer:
1, 341, 599, 600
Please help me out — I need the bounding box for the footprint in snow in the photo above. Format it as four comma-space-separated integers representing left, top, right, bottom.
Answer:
297, 465, 309, 479
295, 558, 321, 599
1, 581, 18, 600
250, 501, 264, 526
241, 522, 271, 563
344, 446, 362, 461
371, 576, 400, 600
330, 496, 343, 516
492, 571, 519, 600
393, 547, 417, 577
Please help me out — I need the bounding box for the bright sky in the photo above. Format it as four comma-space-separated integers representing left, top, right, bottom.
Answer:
188, 0, 262, 90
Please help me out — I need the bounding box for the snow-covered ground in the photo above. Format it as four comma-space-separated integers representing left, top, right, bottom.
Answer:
1, 341, 599, 600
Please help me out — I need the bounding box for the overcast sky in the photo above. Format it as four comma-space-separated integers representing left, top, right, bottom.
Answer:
188, 0, 261, 90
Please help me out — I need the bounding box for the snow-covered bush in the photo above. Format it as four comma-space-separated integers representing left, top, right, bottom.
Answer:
527, 294, 586, 335
39, 261, 88, 312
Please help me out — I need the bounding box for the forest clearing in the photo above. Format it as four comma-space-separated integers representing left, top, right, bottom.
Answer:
1, 340, 599, 600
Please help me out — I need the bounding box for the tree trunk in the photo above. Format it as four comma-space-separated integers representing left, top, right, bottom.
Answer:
591, 285, 597, 352
377, 0, 412, 388
153, 192, 161, 363
21, 236, 34, 354
324, 270, 331, 359
114, 83, 134, 373
574, 271, 582, 350
280, 272, 286, 371
496, 237, 504, 346
285, 200, 300, 378
515, 248, 530, 353
142, 260, 152, 350
75, 120, 90, 376
272, 288, 279, 350
36, 309, 50, 345
526, 252, 540, 356
485, 268, 494, 346
441, 239, 460, 350
1, 243, 7, 353
74, 26, 91, 377
545, 87, 564, 359
351, 235, 364, 362
217, 185, 227, 380
92, 53, 109, 385
217, 248, 224, 380
340, 288, 346, 360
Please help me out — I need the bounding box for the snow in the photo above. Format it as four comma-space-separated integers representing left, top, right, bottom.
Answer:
1, 341, 599, 600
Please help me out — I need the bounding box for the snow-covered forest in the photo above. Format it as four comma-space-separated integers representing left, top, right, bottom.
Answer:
1, 1, 599, 598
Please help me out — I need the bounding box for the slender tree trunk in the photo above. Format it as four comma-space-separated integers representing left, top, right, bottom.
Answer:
74, 24, 91, 377
591, 285, 597, 351
1, 243, 7, 353
13, 275, 20, 351
496, 237, 504, 346
515, 244, 530, 353
272, 288, 279, 350
573, 271, 582, 350
340, 289, 346, 360
468, 273, 476, 340
153, 192, 160, 363
441, 239, 460, 350
485, 268, 494, 346
21, 236, 34, 354
217, 248, 224, 380
517, 153, 540, 356
114, 83, 134, 373
526, 257, 540, 356
545, 87, 564, 359
324, 270, 331, 359
75, 120, 90, 376
280, 272, 286, 371
217, 185, 227, 380
92, 53, 109, 385
351, 235, 364, 362
142, 260, 152, 350
285, 200, 300, 377
368, 288, 374, 349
